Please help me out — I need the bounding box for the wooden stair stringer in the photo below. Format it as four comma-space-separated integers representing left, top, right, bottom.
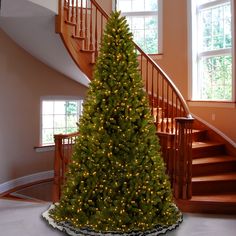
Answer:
56, 13, 94, 80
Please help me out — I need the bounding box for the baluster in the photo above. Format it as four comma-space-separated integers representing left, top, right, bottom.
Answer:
156, 71, 160, 131
66, 0, 70, 21
176, 98, 178, 118
171, 90, 174, 133
89, 3, 93, 50
146, 60, 148, 93
95, 8, 98, 59
161, 74, 165, 132
166, 83, 169, 132
71, 0, 75, 22
79, 0, 83, 37
61, 139, 66, 186
151, 66, 154, 119
75, 0, 79, 35
140, 54, 143, 80
85, 0, 88, 49
100, 15, 104, 43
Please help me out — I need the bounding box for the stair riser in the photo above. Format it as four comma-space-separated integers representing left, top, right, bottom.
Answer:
193, 162, 236, 177
193, 146, 225, 159
192, 180, 236, 195
192, 131, 207, 142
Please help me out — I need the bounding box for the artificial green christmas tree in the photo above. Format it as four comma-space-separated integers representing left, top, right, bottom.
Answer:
44, 11, 182, 235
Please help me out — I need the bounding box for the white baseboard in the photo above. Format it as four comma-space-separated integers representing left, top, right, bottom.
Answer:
0, 170, 54, 194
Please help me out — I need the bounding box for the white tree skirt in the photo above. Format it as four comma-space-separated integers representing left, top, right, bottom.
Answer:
42, 204, 183, 236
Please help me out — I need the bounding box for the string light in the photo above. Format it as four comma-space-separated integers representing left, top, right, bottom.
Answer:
48, 10, 181, 234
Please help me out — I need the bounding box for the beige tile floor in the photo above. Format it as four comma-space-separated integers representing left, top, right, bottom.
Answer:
0, 199, 236, 236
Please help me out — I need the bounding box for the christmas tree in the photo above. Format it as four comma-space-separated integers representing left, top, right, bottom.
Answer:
47, 11, 182, 234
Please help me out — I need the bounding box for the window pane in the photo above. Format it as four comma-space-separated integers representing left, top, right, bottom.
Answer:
132, 17, 144, 30
42, 129, 54, 145
133, 29, 145, 48
54, 128, 66, 135
199, 2, 231, 51
67, 115, 78, 127
54, 115, 65, 128
66, 127, 77, 134
42, 115, 53, 129
145, 0, 158, 11
145, 30, 158, 54
65, 101, 77, 114
118, 0, 132, 12
145, 16, 157, 29
54, 101, 65, 114
199, 55, 232, 100
132, 0, 145, 12
42, 101, 53, 115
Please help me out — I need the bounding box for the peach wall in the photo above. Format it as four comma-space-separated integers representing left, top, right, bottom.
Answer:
96, 0, 112, 14
0, 29, 88, 184
156, 0, 188, 99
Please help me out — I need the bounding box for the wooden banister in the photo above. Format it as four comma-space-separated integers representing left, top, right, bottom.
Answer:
173, 117, 194, 200
52, 132, 79, 202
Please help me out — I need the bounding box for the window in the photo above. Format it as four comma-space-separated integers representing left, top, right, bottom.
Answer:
190, 0, 233, 101
116, 0, 162, 54
41, 98, 83, 145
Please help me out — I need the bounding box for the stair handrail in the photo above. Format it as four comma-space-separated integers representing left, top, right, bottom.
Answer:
53, 131, 79, 202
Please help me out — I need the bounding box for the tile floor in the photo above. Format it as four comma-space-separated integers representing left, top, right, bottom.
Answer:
0, 199, 236, 236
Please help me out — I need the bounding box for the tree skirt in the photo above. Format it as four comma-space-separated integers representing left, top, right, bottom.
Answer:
42, 204, 183, 236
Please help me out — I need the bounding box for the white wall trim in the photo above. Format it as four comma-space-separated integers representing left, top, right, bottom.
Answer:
192, 114, 236, 148
28, 0, 58, 14
0, 170, 54, 194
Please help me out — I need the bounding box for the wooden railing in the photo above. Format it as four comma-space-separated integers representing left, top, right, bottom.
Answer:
52, 0, 194, 202
53, 132, 79, 202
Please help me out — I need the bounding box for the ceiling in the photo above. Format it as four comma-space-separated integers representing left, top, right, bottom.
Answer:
0, 0, 89, 87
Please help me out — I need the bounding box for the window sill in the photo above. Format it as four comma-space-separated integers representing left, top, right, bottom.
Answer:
187, 100, 236, 108
34, 145, 55, 153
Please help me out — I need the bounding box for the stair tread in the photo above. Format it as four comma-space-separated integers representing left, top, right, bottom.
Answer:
81, 48, 95, 52
191, 194, 236, 203
193, 155, 236, 165
192, 141, 224, 148
193, 172, 236, 182
192, 129, 206, 133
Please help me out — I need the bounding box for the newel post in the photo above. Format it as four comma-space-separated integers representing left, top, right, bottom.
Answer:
52, 134, 63, 203
173, 117, 194, 200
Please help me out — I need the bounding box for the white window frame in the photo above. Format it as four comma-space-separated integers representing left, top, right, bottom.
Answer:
188, 0, 235, 102
114, 0, 163, 54
40, 96, 83, 146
